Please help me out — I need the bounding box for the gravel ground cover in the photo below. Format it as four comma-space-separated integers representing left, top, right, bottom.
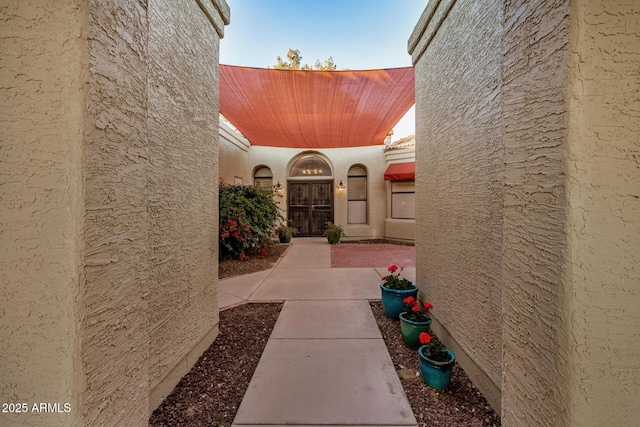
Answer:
370, 300, 501, 427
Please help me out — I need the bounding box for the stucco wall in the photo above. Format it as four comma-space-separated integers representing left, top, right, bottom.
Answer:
247, 145, 388, 238
410, 0, 503, 411
81, 1, 151, 424
146, 0, 226, 411
218, 119, 250, 184
562, 0, 640, 424
1, 0, 228, 425
500, 1, 571, 424
412, 0, 639, 424
0, 1, 88, 426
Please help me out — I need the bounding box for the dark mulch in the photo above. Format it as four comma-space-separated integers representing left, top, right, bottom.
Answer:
149, 303, 283, 427
151, 243, 499, 427
218, 243, 289, 279
341, 238, 415, 246
370, 300, 501, 427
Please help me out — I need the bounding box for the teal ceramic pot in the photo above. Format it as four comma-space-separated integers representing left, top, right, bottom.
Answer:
399, 312, 432, 348
418, 346, 455, 390
380, 282, 418, 319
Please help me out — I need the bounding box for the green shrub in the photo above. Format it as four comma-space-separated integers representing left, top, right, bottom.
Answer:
219, 182, 283, 260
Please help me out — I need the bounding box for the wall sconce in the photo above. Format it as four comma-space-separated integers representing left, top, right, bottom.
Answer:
275, 181, 283, 195
337, 180, 345, 193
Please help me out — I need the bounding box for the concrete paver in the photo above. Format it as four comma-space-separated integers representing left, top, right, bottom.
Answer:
249, 267, 382, 301
218, 290, 245, 310
232, 339, 416, 426
226, 238, 417, 427
271, 300, 382, 339
332, 243, 415, 268
219, 270, 272, 299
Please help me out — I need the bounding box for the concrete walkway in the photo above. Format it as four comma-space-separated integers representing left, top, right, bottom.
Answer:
219, 238, 417, 427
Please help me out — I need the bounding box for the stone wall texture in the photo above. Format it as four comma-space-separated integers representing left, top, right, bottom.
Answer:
411, 0, 504, 411
411, 0, 640, 425
1, 0, 229, 425
0, 1, 88, 426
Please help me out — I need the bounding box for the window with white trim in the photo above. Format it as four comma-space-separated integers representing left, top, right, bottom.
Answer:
347, 166, 367, 224
391, 181, 415, 219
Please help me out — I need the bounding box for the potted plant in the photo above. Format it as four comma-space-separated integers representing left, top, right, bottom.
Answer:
399, 297, 433, 348
324, 222, 344, 244
418, 332, 455, 390
275, 223, 298, 243
380, 264, 418, 319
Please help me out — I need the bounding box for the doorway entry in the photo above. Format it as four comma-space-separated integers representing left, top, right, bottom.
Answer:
288, 180, 333, 236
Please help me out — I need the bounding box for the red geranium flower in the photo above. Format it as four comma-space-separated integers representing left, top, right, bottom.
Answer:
403, 296, 416, 304
419, 332, 432, 345
412, 305, 420, 312
424, 302, 433, 311
388, 264, 398, 273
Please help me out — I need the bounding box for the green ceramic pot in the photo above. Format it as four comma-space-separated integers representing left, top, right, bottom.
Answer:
399, 312, 432, 348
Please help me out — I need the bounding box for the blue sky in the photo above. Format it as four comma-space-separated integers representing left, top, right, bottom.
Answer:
219, 0, 430, 139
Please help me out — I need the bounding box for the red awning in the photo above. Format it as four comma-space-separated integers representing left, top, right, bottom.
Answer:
219, 65, 415, 149
384, 162, 415, 180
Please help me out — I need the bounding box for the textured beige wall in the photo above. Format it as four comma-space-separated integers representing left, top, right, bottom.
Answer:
247, 146, 387, 238
218, 119, 250, 184
0, 1, 88, 426
562, 0, 640, 424
81, 1, 151, 424
147, 0, 228, 411
501, 1, 571, 424
147, 0, 224, 400
412, 0, 639, 425
1, 0, 228, 425
410, 0, 503, 412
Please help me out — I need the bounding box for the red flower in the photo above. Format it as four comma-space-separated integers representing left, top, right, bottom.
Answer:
388, 264, 398, 273
423, 302, 433, 311
403, 296, 416, 304
419, 332, 432, 345
412, 305, 420, 312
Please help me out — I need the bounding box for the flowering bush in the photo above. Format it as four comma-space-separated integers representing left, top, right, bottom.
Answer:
382, 264, 414, 290
419, 332, 451, 362
401, 296, 433, 322
219, 182, 284, 260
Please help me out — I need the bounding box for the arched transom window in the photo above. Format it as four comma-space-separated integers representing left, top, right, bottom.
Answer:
290, 155, 332, 177
254, 166, 273, 187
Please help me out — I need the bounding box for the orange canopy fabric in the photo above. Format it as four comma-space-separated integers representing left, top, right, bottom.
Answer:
219, 65, 415, 148
384, 162, 415, 180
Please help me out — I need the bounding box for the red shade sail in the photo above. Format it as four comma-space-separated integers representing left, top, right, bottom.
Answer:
219, 65, 415, 148
384, 162, 415, 180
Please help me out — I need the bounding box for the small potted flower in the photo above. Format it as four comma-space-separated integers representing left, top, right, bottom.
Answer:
418, 332, 455, 390
324, 222, 344, 244
275, 223, 298, 243
399, 297, 433, 348
380, 264, 418, 319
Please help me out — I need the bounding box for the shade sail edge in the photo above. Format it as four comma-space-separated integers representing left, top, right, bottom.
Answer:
220, 65, 415, 149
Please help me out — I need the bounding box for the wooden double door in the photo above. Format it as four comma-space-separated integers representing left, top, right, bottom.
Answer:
288, 180, 333, 236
